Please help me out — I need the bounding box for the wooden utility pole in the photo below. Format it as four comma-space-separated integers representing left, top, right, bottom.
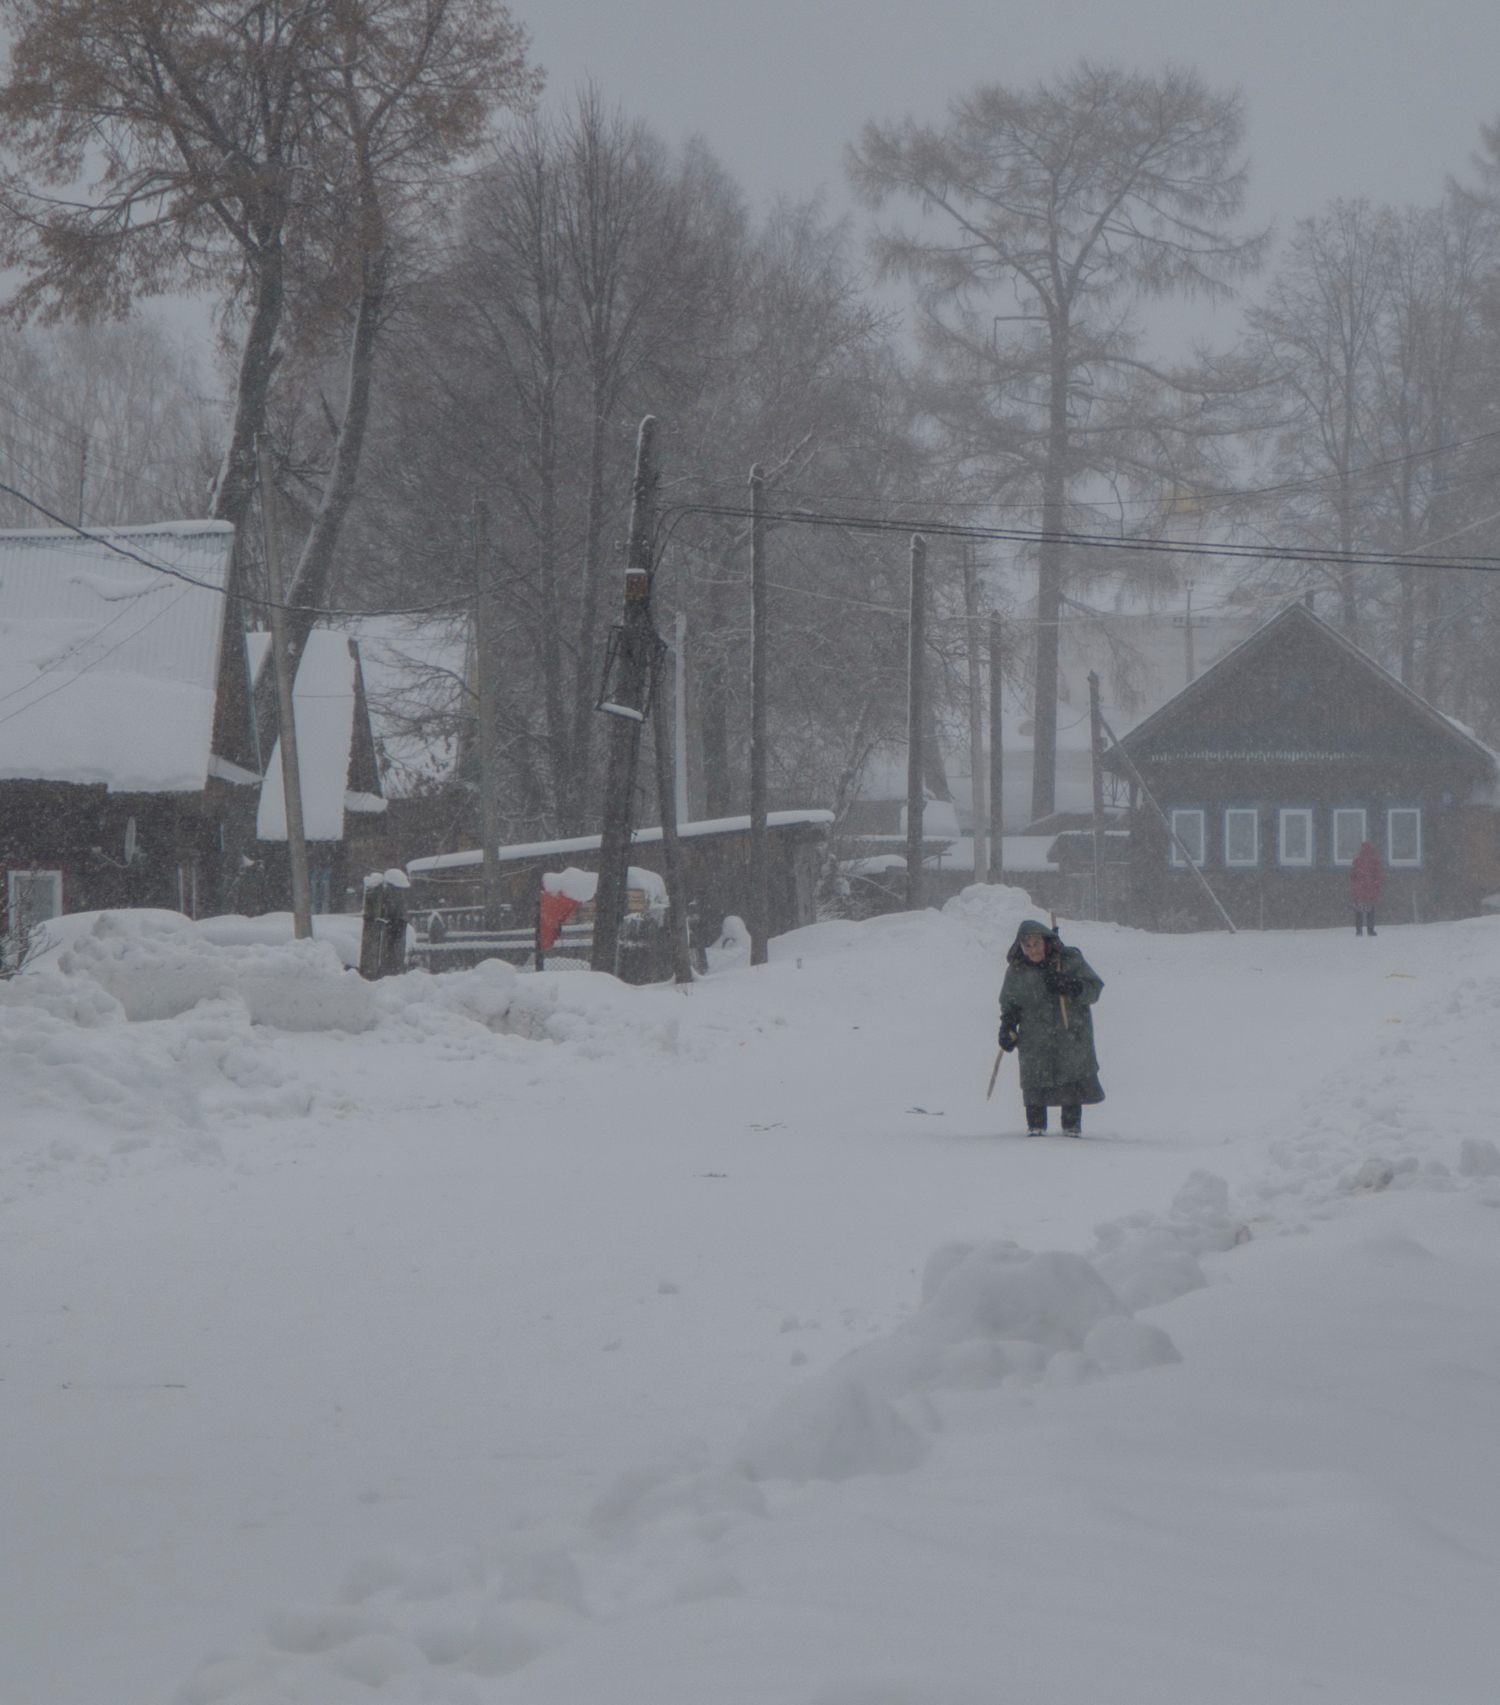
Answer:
257, 436, 312, 940
1088, 669, 1105, 920
592, 417, 658, 975
472, 500, 504, 930
905, 533, 927, 911
673, 610, 690, 824
989, 614, 1005, 885
963, 545, 987, 889
748, 465, 769, 964
650, 652, 693, 984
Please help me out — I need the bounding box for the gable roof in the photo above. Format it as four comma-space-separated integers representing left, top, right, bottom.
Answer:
249, 631, 386, 842
0, 522, 238, 793
1109, 601, 1497, 773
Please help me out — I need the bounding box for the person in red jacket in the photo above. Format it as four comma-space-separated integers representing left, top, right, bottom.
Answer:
1350, 839, 1382, 936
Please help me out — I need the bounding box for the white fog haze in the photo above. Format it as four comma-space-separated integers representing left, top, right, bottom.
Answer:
526, 0, 1499, 225
4, 4, 1500, 1704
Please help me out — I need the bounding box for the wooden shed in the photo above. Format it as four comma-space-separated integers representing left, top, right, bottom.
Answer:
406, 810, 833, 958
1106, 602, 1500, 929
0, 522, 262, 940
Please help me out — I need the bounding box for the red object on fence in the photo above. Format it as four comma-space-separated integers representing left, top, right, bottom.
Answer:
538, 888, 580, 950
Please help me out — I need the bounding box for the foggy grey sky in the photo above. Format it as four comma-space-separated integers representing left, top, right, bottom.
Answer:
524, 1, 1500, 249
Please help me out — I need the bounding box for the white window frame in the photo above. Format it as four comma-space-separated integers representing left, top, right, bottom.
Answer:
1278, 808, 1314, 867
1387, 807, 1422, 868
1169, 808, 1206, 868
7, 868, 63, 932
1223, 808, 1260, 868
1331, 808, 1368, 867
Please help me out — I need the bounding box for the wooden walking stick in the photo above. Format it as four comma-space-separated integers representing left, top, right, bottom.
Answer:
985, 1047, 1006, 1100
1049, 914, 1070, 1029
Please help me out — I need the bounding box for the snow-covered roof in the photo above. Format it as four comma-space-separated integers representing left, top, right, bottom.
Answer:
251, 631, 386, 842
408, 810, 834, 875
0, 521, 236, 793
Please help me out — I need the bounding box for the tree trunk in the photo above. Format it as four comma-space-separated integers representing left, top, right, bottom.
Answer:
698, 551, 734, 817
252, 241, 388, 755
211, 233, 286, 534
565, 374, 610, 831
1031, 334, 1069, 825
1398, 566, 1416, 684
1337, 462, 1357, 637
536, 380, 568, 821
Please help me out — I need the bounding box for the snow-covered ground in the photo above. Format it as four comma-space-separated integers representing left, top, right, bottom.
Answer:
4, 891, 1499, 1705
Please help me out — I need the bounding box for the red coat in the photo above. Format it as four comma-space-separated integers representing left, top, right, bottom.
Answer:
1350, 842, 1382, 905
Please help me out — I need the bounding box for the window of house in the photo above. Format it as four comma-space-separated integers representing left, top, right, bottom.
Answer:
1387, 807, 1422, 867
1169, 809, 1206, 867
7, 868, 63, 935
1223, 809, 1259, 867
1279, 809, 1314, 867
1332, 808, 1367, 866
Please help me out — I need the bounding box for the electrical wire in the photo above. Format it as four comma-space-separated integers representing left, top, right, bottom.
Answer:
663, 501, 1500, 577
0, 476, 472, 619
680, 422, 1500, 517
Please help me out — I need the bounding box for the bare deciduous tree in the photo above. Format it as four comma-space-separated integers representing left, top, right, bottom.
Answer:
848, 61, 1266, 821
0, 316, 219, 526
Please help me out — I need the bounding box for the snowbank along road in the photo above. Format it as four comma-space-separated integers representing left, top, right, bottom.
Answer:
3, 887, 1499, 1704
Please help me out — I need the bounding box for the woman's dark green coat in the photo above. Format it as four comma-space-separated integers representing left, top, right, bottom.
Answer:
998, 920, 1105, 1106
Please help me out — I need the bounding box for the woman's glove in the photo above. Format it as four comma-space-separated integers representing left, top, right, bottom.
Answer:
1044, 965, 1084, 999
998, 1011, 1020, 1052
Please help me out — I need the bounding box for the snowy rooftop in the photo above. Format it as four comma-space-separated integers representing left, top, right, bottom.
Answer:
249, 632, 385, 842
408, 809, 834, 875
0, 522, 235, 793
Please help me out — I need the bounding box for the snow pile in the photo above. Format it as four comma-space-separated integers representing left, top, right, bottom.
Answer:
736, 1237, 1180, 1483
196, 912, 365, 968
939, 880, 1053, 950
704, 913, 751, 973
172, 1543, 591, 1702
1090, 1169, 1252, 1310
539, 865, 667, 912
375, 960, 682, 1056
0, 990, 329, 1139
51, 911, 376, 1031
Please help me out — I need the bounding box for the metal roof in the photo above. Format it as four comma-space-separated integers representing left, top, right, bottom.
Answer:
1108, 602, 1497, 775
0, 522, 236, 793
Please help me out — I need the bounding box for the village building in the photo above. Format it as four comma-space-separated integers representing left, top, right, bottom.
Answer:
0, 522, 388, 945
0, 522, 260, 938
406, 810, 832, 971
245, 631, 387, 913
1106, 601, 1500, 929
839, 597, 1261, 913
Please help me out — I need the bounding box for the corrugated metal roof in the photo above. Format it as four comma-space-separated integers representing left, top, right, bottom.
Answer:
0, 522, 235, 793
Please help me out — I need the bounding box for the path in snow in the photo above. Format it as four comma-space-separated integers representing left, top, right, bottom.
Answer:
3, 892, 1498, 1703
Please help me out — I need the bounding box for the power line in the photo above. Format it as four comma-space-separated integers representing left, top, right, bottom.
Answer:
681, 423, 1500, 517
664, 501, 1500, 578
0, 476, 472, 619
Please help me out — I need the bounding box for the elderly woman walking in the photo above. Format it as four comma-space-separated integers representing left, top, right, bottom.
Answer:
997, 918, 1105, 1136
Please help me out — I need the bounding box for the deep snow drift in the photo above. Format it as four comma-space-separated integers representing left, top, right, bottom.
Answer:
3, 892, 1499, 1704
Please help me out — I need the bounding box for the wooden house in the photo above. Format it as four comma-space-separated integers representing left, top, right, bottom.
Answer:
0, 522, 389, 945
0, 522, 262, 938
246, 630, 387, 912
1106, 602, 1500, 929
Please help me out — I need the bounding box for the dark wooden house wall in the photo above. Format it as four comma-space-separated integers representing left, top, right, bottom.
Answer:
0, 777, 258, 929
1111, 607, 1495, 930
